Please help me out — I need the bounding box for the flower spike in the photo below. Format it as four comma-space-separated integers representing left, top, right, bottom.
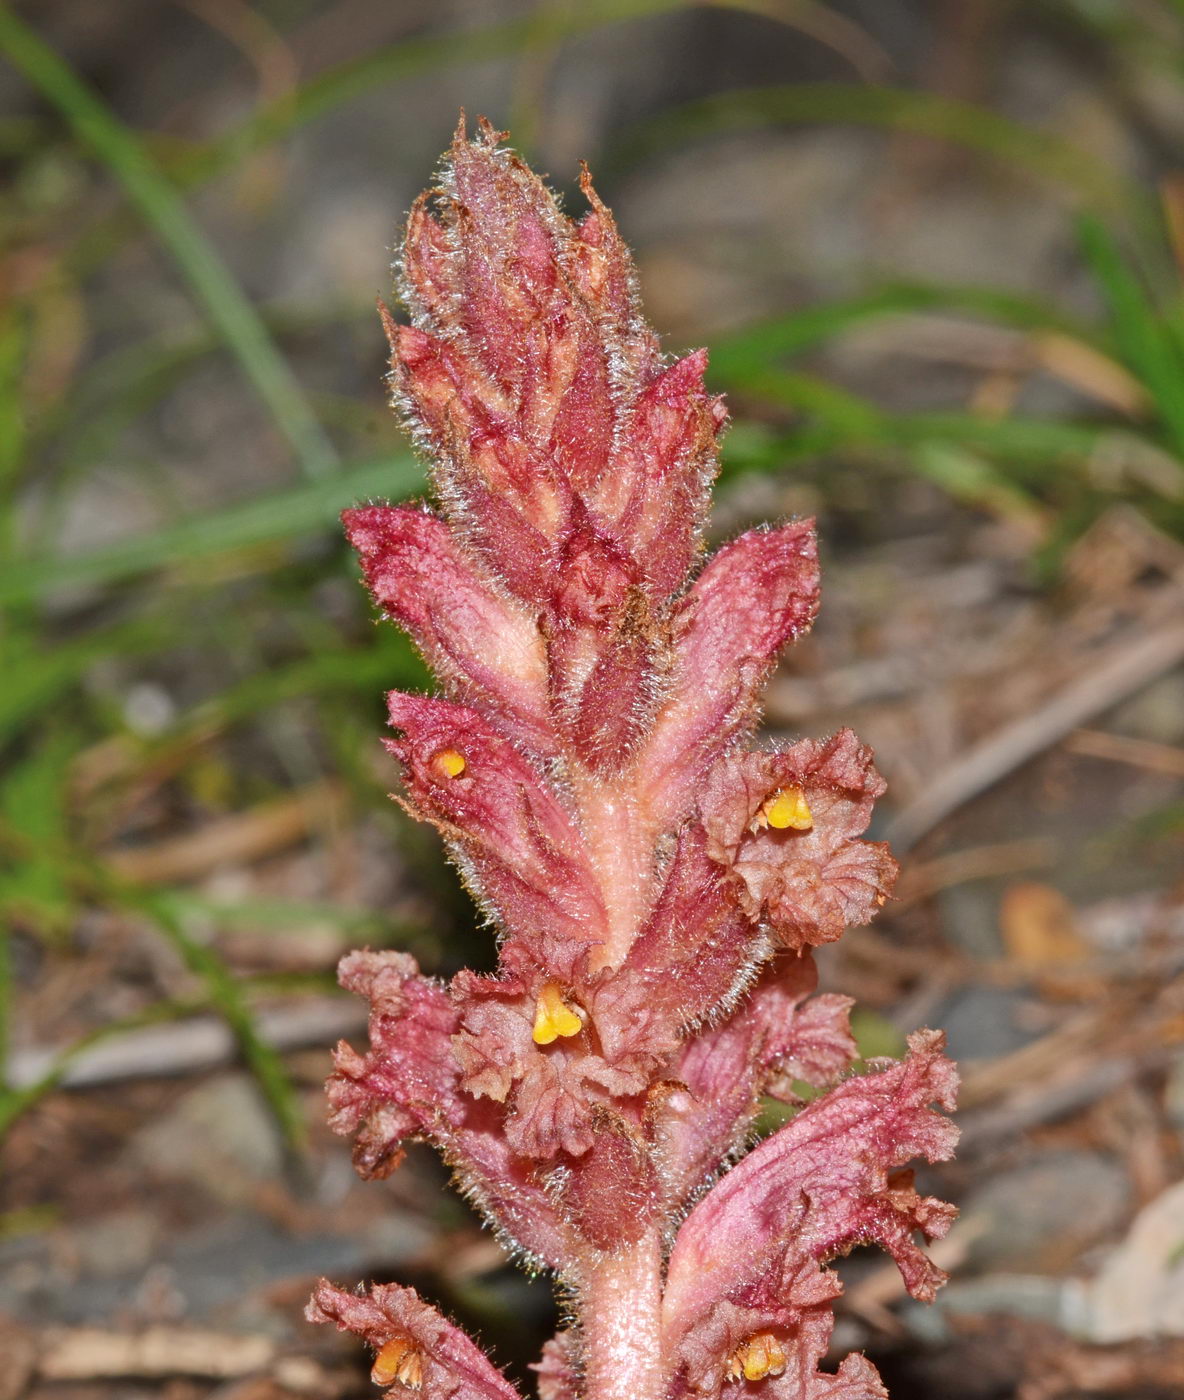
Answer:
312, 119, 955, 1400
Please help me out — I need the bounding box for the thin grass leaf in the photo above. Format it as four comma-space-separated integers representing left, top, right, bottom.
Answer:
134, 890, 306, 1150
910, 441, 1048, 533
0, 729, 83, 944
718, 387, 1097, 507
0, 995, 205, 1139
179, 0, 690, 185
615, 84, 1143, 217
501, 0, 892, 157
708, 282, 1099, 385
25, 304, 391, 564
33, 341, 211, 501
0, 453, 422, 605
130, 0, 889, 193
0, 307, 27, 560
891, 412, 1104, 463
182, 633, 425, 730
29, 307, 393, 561
0, 918, 9, 1091
0, 1205, 59, 1237
0, 4, 338, 482
708, 0, 893, 81
732, 366, 888, 434
1078, 213, 1184, 457
161, 889, 431, 959
98, 635, 426, 804
720, 365, 1095, 465
57, 0, 709, 285
0, 616, 172, 742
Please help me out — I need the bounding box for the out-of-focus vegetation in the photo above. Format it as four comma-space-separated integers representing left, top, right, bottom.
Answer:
1, 0, 1183, 1154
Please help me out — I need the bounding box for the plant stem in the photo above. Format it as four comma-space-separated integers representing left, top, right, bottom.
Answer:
580, 1230, 666, 1400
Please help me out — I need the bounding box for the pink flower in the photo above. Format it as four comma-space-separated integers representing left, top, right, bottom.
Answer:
308, 1279, 521, 1399
662, 1031, 959, 1394
309, 118, 956, 1400
701, 730, 899, 950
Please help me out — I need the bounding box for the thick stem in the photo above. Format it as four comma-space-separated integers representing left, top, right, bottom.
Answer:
579, 1231, 666, 1400
575, 780, 652, 970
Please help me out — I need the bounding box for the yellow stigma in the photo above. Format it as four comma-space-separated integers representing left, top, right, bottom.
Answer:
431, 747, 466, 779
532, 982, 584, 1045
371, 1336, 423, 1389
761, 785, 813, 831
727, 1333, 787, 1383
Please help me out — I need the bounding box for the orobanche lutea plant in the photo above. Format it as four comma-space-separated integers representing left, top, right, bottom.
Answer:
308, 119, 958, 1400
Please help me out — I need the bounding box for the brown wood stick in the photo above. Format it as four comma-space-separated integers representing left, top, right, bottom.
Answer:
1064, 727, 1184, 778
104, 779, 342, 885
38, 1326, 276, 1379
892, 837, 1057, 908
8, 995, 366, 1090
885, 622, 1184, 851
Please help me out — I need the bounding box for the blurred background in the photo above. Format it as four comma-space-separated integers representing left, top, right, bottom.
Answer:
2, 0, 1184, 1396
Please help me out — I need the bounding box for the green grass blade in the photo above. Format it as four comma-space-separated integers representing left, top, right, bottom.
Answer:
33, 302, 337, 464
0, 306, 27, 560
708, 282, 1099, 384
137, 891, 305, 1150
615, 84, 1143, 217
730, 367, 887, 435
83, 0, 892, 200
0, 730, 83, 943
891, 412, 1104, 463
1078, 214, 1184, 457
0, 617, 171, 741
0, 5, 338, 482
113, 635, 427, 793
0, 996, 206, 1139
0, 453, 422, 605
0, 922, 9, 1090
174, 633, 425, 731
910, 441, 1047, 532
161, 889, 430, 959
718, 369, 1108, 495
57, 0, 704, 283
180, 0, 690, 184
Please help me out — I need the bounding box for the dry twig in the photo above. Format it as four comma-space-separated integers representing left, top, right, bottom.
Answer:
38, 1326, 276, 1379
886, 623, 1184, 850
104, 780, 342, 885
8, 995, 365, 1090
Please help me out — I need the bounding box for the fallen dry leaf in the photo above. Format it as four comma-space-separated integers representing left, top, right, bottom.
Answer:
1082, 1179, 1184, 1343
1000, 882, 1092, 968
